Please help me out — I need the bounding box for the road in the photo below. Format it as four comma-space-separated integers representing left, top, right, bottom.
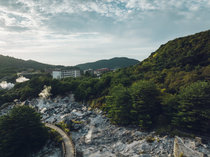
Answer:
45, 123, 75, 157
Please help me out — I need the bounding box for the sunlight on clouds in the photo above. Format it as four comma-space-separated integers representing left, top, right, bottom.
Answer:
0, 0, 209, 65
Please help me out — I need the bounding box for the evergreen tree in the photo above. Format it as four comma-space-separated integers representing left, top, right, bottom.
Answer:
172, 81, 210, 134
130, 80, 161, 130
106, 84, 132, 125
0, 106, 49, 157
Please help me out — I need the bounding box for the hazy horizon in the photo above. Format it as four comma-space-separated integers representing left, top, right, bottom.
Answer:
0, 54, 140, 66
0, 0, 210, 66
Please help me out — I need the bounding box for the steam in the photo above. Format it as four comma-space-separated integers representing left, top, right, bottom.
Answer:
0, 81, 15, 90
39, 85, 52, 98
16, 76, 29, 83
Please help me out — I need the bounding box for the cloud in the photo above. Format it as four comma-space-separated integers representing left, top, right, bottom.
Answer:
0, 0, 209, 65
1, 0, 209, 33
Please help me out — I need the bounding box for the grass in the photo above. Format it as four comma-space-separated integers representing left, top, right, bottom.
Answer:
56, 121, 70, 134
146, 136, 156, 143
71, 120, 83, 124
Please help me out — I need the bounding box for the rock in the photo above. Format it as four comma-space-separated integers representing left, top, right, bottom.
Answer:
40, 108, 47, 113
32, 141, 62, 157
72, 123, 83, 130
116, 153, 128, 157
139, 154, 152, 157
195, 137, 203, 147
173, 136, 204, 157
63, 97, 70, 103
24, 100, 30, 106
158, 152, 168, 157
140, 143, 151, 153
11, 96, 210, 157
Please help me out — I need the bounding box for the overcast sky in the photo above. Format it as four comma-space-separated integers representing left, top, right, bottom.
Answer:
0, 0, 210, 66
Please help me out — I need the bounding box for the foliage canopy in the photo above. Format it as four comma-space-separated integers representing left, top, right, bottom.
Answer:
0, 106, 48, 157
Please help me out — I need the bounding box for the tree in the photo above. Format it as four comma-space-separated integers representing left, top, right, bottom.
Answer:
172, 81, 210, 134
0, 106, 49, 157
106, 84, 132, 125
130, 80, 161, 130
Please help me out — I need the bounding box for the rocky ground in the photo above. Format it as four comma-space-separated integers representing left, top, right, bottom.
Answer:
1, 96, 210, 157
32, 141, 62, 157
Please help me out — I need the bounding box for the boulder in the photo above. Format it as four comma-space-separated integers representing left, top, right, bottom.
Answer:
195, 137, 203, 147
139, 154, 152, 157
116, 153, 129, 157
173, 136, 204, 157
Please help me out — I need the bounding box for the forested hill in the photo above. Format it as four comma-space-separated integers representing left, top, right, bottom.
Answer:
131, 29, 210, 91
76, 57, 140, 70
146, 30, 210, 70
0, 55, 80, 80
94, 29, 209, 134
0, 55, 54, 79
0, 55, 53, 70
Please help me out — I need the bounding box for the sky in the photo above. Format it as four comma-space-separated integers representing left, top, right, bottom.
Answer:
0, 0, 210, 66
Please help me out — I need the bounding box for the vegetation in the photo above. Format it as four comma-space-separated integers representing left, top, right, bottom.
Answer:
0, 55, 52, 80
172, 81, 210, 134
48, 128, 63, 145
76, 57, 139, 70
0, 106, 49, 157
0, 55, 79, 81
105, 84, 132, 125
0, 30, 209, 136
56, 121, 70, 134
130, 80, 161, 129
145, 136, 156, 143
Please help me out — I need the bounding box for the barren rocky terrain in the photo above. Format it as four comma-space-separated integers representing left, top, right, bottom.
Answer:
1, 96, 210, 157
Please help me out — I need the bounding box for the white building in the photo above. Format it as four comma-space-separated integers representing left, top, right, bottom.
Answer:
62, 70, 81, 78
52, 70, 81, 79
52, 71, 62, 79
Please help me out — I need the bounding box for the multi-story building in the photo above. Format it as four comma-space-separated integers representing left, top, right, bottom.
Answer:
52, 69, 81, 79
62, 70, 81, 78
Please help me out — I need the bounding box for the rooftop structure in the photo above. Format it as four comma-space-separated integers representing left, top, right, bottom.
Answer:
52, 69, 81, 79
94, 68, 110, 76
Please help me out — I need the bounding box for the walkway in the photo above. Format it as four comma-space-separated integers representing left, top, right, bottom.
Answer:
45, 123, 75, 157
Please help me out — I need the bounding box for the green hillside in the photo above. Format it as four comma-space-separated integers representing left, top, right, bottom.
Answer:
145, 30, 210, 69
76, 57, 139, 70
101, 29, 210, 134
133, 30, 210, 91
0, 55, 54, 80
0, 55, 79, 81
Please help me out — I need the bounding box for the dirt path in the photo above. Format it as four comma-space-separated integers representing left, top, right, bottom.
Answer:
45, 123, 75, 157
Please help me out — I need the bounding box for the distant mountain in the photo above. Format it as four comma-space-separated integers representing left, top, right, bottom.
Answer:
0, 55, 55, 80
76, 57, 140, 70
0, 55, 80, 80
